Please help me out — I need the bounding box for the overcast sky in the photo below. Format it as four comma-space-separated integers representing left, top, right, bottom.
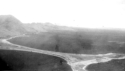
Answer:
0, 0, 125, 29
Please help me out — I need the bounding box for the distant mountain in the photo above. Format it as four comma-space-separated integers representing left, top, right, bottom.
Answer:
0, 15, 77, 38
0, 15, 26, 38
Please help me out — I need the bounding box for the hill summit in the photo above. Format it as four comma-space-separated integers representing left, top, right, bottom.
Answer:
0, 15, 26, 38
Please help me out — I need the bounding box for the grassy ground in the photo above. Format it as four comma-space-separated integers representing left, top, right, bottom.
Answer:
8, 30, 125, 54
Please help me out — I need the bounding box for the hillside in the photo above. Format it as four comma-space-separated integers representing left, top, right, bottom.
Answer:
0, 15, 77, 38
0, 15, 27, 38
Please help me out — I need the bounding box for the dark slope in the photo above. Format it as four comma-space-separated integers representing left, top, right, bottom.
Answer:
0, 50, 72, 71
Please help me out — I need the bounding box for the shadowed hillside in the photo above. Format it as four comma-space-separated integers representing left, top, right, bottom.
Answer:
0, 50, 72, 71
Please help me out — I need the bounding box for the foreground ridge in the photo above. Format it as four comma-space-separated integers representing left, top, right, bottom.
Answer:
0, 37, 125, 71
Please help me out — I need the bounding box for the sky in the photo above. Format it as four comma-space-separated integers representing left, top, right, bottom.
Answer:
0, 0, 125, 29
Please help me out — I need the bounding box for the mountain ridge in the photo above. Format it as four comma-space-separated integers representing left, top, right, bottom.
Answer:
0, 15, 76, 38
